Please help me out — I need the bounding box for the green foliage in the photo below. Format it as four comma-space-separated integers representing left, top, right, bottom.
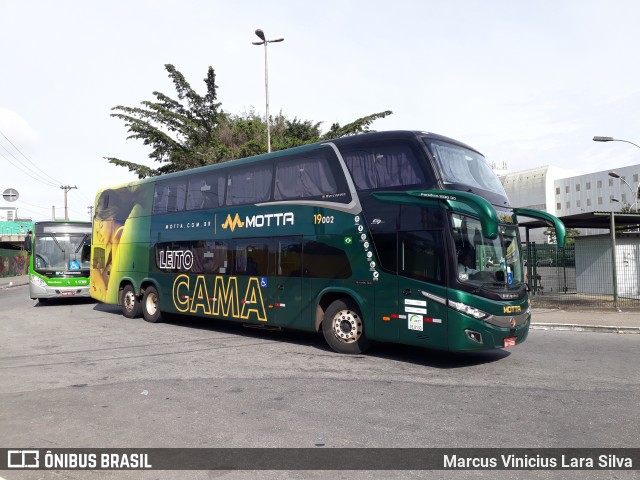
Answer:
106, 64, 224, 178
322, 110, 393, 139
544, 226, 581, 245
106, 64, 393, 178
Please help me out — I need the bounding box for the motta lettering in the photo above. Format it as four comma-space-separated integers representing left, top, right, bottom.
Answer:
158, 250, 194, 270
503, 305, 522, 314
222, 212, 294, 232
172, 274, 267, 322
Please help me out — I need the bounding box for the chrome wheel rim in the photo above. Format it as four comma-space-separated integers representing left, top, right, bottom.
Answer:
123, 290, 136, 312
146, 292, 158, 316
332, 309, 362, 343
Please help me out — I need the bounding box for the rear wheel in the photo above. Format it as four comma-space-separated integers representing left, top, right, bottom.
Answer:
322, 298, 370, 354
121, 284, 141, 318
141, 286, 162, 323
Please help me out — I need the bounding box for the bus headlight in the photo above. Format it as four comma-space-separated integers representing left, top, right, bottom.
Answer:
448, 300, 494, 322
31, 275, 48, 288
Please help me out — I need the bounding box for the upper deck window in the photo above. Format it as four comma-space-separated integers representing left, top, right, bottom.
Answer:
341, 141, 426, 191
226, 164, 273, 206
153, 180, 187, 214
186, 173, 225, 210
274, 153, 339, 200
425, 140, 507, 197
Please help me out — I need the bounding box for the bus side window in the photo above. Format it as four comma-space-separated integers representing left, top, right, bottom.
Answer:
303, 238, 352, 279
274, 153, 338, 200
226, 165, 273, 206
341, 141, 428, 191
153, 181, 187, 214
371, 233, 397, 273
186, 173, 225, 210
234, 240, 271, 276
275, 238, 303, 277
399, 231, 445, 285
204, 240, 230, 275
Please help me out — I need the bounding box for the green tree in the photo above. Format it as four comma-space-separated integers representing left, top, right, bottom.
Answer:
106, 64, 393, 178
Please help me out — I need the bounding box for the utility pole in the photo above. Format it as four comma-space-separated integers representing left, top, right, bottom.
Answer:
87, 205, 93, 219
60, 185, 77, 220
252, 29, 284, 153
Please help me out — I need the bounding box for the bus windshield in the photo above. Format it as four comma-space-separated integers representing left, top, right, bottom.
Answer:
452, 213, 523, 287
424, 139, 507, 198
34, 233, 91, 272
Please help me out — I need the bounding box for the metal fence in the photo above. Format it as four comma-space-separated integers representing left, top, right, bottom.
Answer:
524, 239, 640, 310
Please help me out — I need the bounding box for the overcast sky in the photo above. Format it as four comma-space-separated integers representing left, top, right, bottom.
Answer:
2, 0, 639, 221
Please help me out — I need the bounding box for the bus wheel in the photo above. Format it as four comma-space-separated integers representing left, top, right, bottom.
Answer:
141, 286, 162, 323
121, 284, 141, 319
322, 298, 370, 354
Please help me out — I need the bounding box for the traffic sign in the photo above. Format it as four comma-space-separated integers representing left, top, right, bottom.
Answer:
2, 188, 19, 202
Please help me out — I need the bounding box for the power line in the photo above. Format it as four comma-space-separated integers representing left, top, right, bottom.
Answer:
0, 148, 59, 188
0, 127, 64, 185
70, 189, 93, 205
15, 199, 50, 210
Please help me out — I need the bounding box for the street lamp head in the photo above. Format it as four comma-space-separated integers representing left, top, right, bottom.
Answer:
608, 171, 621, 179
611, 197, 620, 203
270, 38, 284, 43
255, 29, 266, 41
593, 136, 615, 142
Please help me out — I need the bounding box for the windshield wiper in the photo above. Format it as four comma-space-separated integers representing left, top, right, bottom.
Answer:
50, 233, 65, 255
75, 234, 89, 254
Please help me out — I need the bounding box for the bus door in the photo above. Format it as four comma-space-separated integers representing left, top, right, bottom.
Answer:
271, 237, 304, 328
396, 231, 449, 350
232, 239, 276, 325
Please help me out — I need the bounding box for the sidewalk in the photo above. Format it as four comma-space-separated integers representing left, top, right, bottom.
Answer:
1, 274, 639, 334
0, 274, 29, 289
530, 307, 640, 334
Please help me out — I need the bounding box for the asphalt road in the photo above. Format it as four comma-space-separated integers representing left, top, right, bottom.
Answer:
1, 285, 639, 480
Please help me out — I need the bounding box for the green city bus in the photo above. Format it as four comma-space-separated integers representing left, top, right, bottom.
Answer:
26, 220, 92, 302
90, 130, 564, 353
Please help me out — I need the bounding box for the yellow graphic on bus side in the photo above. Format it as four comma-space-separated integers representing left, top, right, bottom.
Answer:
172, 274, 267, 322
221, 214, 245, 232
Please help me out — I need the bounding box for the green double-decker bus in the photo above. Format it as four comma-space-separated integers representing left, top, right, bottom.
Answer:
27, 220, 92, 302
90, 130, 564, 354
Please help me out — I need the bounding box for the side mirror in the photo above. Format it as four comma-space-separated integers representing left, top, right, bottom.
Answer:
24, 232, 32, 252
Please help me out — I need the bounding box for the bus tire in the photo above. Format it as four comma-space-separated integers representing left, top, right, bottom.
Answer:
322, 298, 370, 354
121, 284, 141, 319
141, 286, 162, 323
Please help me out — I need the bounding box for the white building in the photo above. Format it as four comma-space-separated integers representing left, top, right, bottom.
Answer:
501, 166, 572, 242
0, 207, 18, 222
501, 163, 640, 243
554, 165, 640, 216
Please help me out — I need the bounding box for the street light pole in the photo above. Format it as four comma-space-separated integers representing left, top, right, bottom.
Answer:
608, 171, 639, 212
253, 29, 284, 154
594, 136, 640, 212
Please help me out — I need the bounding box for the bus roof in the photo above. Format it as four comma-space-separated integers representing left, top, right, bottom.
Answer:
94, 130, 484, 195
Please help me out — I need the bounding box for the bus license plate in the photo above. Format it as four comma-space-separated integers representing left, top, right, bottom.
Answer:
62, 291, 75, 297
504, 337, 516, 348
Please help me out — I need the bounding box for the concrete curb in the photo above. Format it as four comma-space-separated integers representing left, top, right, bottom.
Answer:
0, 280, 29, 290
531, 323, 640, 334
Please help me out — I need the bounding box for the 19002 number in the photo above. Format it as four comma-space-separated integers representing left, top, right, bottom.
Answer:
313, 214, 334, 225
